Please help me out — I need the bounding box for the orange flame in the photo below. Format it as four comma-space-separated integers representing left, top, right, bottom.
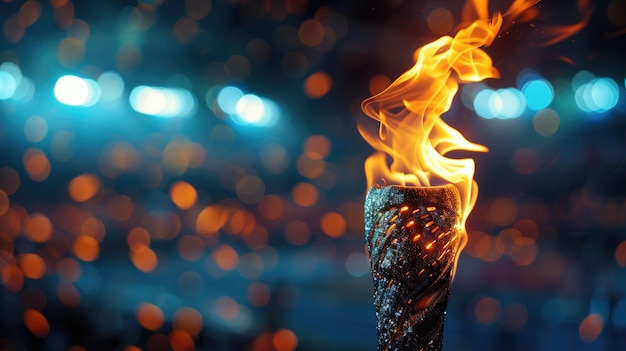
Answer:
359, 0, 591, 273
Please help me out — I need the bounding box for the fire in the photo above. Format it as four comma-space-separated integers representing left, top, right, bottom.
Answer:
359, 0, 590, 271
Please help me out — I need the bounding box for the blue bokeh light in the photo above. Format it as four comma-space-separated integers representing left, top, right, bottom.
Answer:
473, 88, 525, 119
97, 71, 125, 102
230, 94, 281, 127
235, 94, 265, 124
0, 62, 22, 100
522, 79, 554, 110
473, 89, 498, 119
574, 83, 594, 113
54, 75, 101, 107
129, 86, 197, 118
590, 78, 619, 112
217, 86, 244, 114
575, 77, 619, 115
259, 98, 281, 127
572, 70, 595, 90
498, 88, 526, 118
11, 76, 35, 101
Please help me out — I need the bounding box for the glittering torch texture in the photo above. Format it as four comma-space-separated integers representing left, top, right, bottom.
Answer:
365, 184, 461, 351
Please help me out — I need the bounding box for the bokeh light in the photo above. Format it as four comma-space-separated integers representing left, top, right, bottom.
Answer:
533, 108, 560, 136
217, 86, 244, 114
474, 296, 502, 324
129, 86, 197, 118
522, 79, 554, 110
427, 7, 453, 35
575, 76, 620, 114
473, 89, 498, 119
169, 181, 197, 209
23, 309, 50, 337
272, 328, 298, 351
303, 71, 332, 99
473, 87, 526, 119
97, 71, 125, 101
54, 75, 101, 107
68, 174, 100, 202
136, 303, 164, 331
579, 314, 604, 342
0, 62, 22, 99
231, 94, 280, 127
24, 115, 48, 143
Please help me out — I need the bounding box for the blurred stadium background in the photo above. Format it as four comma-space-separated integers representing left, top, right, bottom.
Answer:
1, 0, 626, 350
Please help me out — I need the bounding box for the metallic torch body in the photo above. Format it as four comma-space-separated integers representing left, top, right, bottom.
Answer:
365, 184, 461, 351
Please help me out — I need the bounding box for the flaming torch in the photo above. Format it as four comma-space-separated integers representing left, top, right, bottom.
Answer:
360, 0, 590, 350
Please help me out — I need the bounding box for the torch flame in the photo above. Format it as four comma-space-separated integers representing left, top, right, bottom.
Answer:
359, 0, 591, 275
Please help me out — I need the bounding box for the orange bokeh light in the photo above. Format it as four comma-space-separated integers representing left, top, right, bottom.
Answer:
19, 0, 42, 27
303, 72, 332, 99
173, 307, 203, 336
298, 19, 324, 47
303, 134, 331, 158
57, 282, 80, 307
368, 74, 392, 96
474, 296, 501, 324
130, 247, 158, 273
25, 212, 53, 243
177, 235, 205, 262
284, 220, 311, 246
127, 227, 151, 252
489, 198, 519, 226
49, 0, 69, 9
247, 282, 271, 307
1, 264, 24, 292
24, 309, 49, 337
291, 182, 319, 207
272, 328, 298, 351
579, 313, 604, 342
80, 216, 105, 242
296, 152, 325, 179
136, 303, 164, 331
212, 244, 239, 271
72, 235, 100, 262
23, 148, 51, 182
17, 253, 47, 279
107, 195, 134, 221
170, 181, 198, 210
258, 194, 285, 220
68, 174, 101, 202
169, 329, 195, 351
56, 257, 81, 282
196, 205, 228, 236
320, 212, 346, 238
0, 167, 21, 195
215, 296, 239, 321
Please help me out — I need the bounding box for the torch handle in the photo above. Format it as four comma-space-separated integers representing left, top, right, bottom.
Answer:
365, 185, 460, 351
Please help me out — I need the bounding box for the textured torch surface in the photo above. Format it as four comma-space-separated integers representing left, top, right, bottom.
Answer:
365, 184, 461, 351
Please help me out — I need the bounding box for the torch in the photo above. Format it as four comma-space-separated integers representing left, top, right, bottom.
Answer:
365, 184, 460, 351
359, 14, 495, 346
358, 0, 589, 349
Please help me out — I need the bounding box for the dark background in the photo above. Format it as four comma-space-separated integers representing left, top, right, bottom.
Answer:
1, 0, 626, 350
